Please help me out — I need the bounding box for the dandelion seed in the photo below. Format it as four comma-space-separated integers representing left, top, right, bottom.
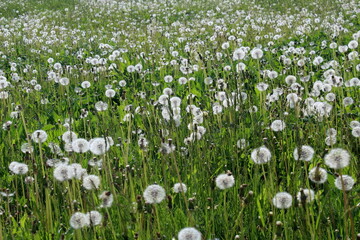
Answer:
59, 77, 69, 86
221, 42, 230, 49
88, 158, 103, 169
82, 175, 101, 190
105, 89, 116, 98
86, 211, 102, 226
70, 163, 87, 180
0, 91, 9, 99
286, 93, 299, 108
164, 75, 173, 83
81, 81, 91, 88
99, 191, 114, 208
343, 97, 354, 107
21, 143, 33, 154
62, 131, 77, 143
178, 77, 187, 85
170, 96, 181, 108
89, 138, 110, 155
215, 172, 235, 190
350, 121, 360, 129
236, 62, 246, 72
268, 70, 278, 79
250, 48, 263, 59
24, 176, 34, 184
178, 227, 202, 240
31, 130, 48, 143
212, 103, 223, 114
143, 184, 166, 204
127, 65, 135, 72
325, 93, 336, 102
334, 175, 355, 191
324, 148, 350, 169
173, 183, 187, 193
348, 40, 358, 49
308, 166, 328, 184
251, 146, 271, 164
272, 192, 292, 209
351, 127, 360, 137
256, 82, 269, 91
270, 120, 286, 132
47, 158, 69, 168
159, 142, 175, 155
285, 75, 297, 85
119, 80, 126, 87
70, 212, 89, 229
9, 162, 28, 175
293, 145, 315, 161
326, 128, 337, 137
233, 48, 245, 60
237, 139, 248, 149
54, 164, 74, 182
325, 136, 336, 146
0, 79, 9, 89
53, 62, 62, 71
0, 191, 15, 197
95, 101, 108, 111
72, 138, 90, 153
296, 189, 315, 203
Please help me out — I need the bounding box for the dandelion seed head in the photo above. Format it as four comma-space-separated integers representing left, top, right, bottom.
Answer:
293, 145, 315, 161
143, 184, 166, 204
62, 131, 77, 143
343, 97, 354, 107
95, 101, 108, 111
256, 82, 269, 91
72, 138, 90, 153
324, 148, 350, 169
105, 89, 116, 98
272, 192, 292, 209
25, 176, 34, 184
178, 227, 202, 240
70, 163, 87, 180
21, 143, 34, 153
164, 75, 173, 83
54, 164, 74, 182
296, 189, 315, 203
270, 120, 286, 132
250, 48, 263, 59
99, 191, 114, 208
86, 211, 102, 226
334, 175, 355, 191
9, 162, 28, 175
285, 75, 297, 85
31, 130, 48, 143
82, 175, 101, 190
173, 183, 187, 193
89, 138, 110, 155
308, 166, 328, 184
215, 173, 235, 190
350, 120, 360, 129
251, 146, 271, 164
59, 77, 69, 86
81, 81, 91, 88
233, 48, 245, 60
325, 136, 337, 146
237, 139, 248, 149
70, 212, 89, 229
351, 127, 360, 137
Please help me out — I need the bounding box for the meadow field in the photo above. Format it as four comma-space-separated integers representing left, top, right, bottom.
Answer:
0, 0, 359, 239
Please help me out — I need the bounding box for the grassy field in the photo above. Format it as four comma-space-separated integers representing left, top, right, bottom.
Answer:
0, 0, 359, 239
